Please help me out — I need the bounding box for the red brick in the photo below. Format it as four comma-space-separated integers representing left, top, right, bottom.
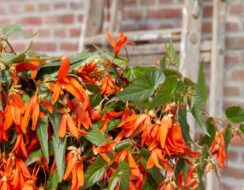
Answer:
70, 2, 83, 10
0, 5, 7, 14
37, 29, 51, 38
69, 28, 81, 37
228, 150, 239, 162
60, 42, 78, 51
219, 183, 235, 190
225, 53, 240, 64
124, 0, 137, 5
58, 14, 74, 24
147, 8, 182, 18
77, 14, 84, 22
12, 43, 25, 53
123, 10, 143, 19
9, 3, 21, 13
24, 3, 36, 12
226, 22, 241, 32
203, 5, 213, 17
20, 16, 42, 25
54, 2, 67, 9
230, 3, 244, 17
230, 135, 244, 146
0, 18, 11, 25
54, 29, 66, 37
43, 16, 57, 24
226, 36, 244, 50
159, 0, 172, 3
202, 21, 212, 33
38, 3, 50, 11
141, 0, 156, 5
31, 42, 56, 52
222, 166, 244, 179
224, 86, 240, 97
231, 69, 244, 81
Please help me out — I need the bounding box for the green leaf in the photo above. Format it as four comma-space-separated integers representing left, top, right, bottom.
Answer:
85, 126, 107, 146
36, 116, 49, 163
240, 124, 244, 134
163, 69, 182, 78
94, 45, 128, 69
1, 53, 15, 63
199, 118, 216, 147
106, 119, 120, 132
225, 106, 244, 123
124, 66, 159, 81
116, 140, 133, 152
150, 76, 178, 109
49, 113, 67, 182
46, 169, 59, 190
2, 24, 26, 37
116, 70, 164, 102
178, 108, 192, 143
190, 95, 208, 135
197, 60, 208, 105
142, 175, 158, 190
224, 125, 232, 150
83, 156, 108, 189
108, 161, 130, 190
90, 93, 102, 107
174, 158, 186, 180
12, 53, 26, 63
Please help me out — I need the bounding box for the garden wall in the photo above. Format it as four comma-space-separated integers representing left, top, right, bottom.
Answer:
0, 0, 243, 189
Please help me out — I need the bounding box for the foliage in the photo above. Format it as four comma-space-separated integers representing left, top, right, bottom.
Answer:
0, 24, 242, 190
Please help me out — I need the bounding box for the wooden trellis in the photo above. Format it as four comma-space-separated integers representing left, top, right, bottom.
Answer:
79, 0, 226, 189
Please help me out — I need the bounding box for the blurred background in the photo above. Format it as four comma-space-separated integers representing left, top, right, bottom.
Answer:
0, 0, 244, 189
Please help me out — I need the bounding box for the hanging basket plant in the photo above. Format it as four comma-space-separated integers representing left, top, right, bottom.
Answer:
0, 24, 243, 190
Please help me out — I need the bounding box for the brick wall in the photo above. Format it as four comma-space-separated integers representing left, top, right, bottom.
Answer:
0, 0, 243, 189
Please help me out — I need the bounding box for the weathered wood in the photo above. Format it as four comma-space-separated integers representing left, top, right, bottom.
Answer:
179, 0, 204, 139
119, 40, 211, 56
79, 0, 104, 50
84, 28, 182, 45
207, 0, 226, 189
109, 0, 124, 32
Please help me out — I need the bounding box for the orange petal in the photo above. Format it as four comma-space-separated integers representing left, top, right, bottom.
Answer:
67, 115, 79, 138
58, 114, 67, 138
58, 56, 70, 81
51, 81, 61, 104
63, 157, 77, 180
106, 32, 116, 47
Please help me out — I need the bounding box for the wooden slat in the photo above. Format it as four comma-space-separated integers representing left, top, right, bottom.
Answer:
119, 40, 211, 56
109, 0, 124, 32
79, 0, 104, 50
207, 0, 226, 189
84, 28, 182, 45
179, 0, 204, 139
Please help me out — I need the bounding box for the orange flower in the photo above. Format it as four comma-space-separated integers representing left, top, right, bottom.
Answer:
13, 56, 43, 81
106, 32, 134, 56
116, 114, 150, 141
93, 142, 115, 163
76, 62, 98, 84
74, 103, 91, 130
63, 147, 84, 190
100, 73, 120, 96
158, 180, 175, 190
58, 113, 85, 138
12, 134, 28, 157
210, 131, 227, 167
21, 94, 40, 133
49, 56, 90, 109
3, 93, 25, 132
100, 111, 123, 132
10, 157, 31, 189
146, 148, 172, 172
0, 112, 8, 142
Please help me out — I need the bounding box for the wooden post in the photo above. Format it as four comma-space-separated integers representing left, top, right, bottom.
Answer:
207, 0, 226, 189
180, 0, 203, 139
109, 0, 124, 32
79, 0, 104, 51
